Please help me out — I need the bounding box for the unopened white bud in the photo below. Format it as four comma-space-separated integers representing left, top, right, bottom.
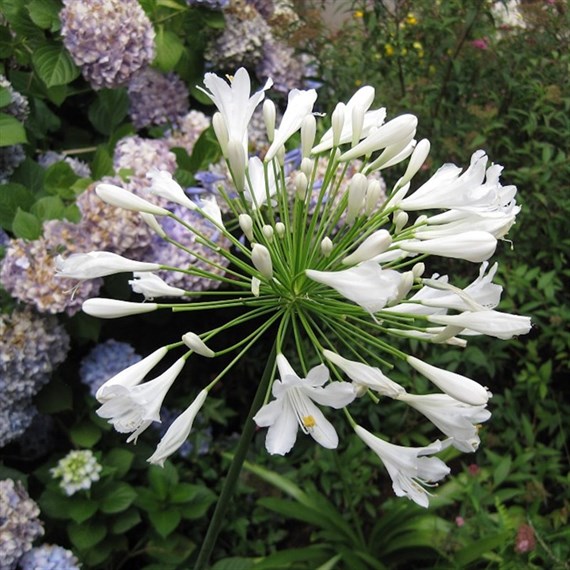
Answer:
365, 179, 383, 214
412, 262, 425, 279
212, 112, 229, 156
351, 104, 365, 147
332, 103, 346, 147
276, 145, 285, 166
239, 214, 254, 242
300, 157, 314, 179
275, 222, 286, 238
140, 213, 166, 238
301, 114, 317, 158
263, 99, 276, 142
294, 171, 308, 200
394, 211, 409, 233
251, 243, 273, 279
416, 214, 428, 225
400, 138, 430, 185
96, 184, 169, 216
321, 237, 333, 257
346, 173, 368, 224
262, 224, 274, 242
182, 332, 215, 358
342, 230, 392, 265
227, 139, 246, 191
251, 276, 261, 297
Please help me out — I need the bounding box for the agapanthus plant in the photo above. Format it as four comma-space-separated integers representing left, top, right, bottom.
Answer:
57, 67, 531, 566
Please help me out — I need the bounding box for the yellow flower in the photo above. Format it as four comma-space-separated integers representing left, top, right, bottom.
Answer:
413, 41, 423, 50
406, 13, 418, 25
354, 79, 362, 86
385, 44, 394, 57
354, 10, 364, 18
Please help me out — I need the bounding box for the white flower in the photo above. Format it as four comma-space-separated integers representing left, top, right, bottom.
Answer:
96, 183, 169, 215
50, 450, 102, 496
339, 114, 418, 161
199, 67, 272, 155
182, 332, 215, 358
96, 347, 169, 402
306, 261, 402, 314
428, 310, 532, 340
323, 350, 405, 398
129, 272, 186, 300
245, 156, 277, 208
251, 243, 273, 280
399, 231, 497, 263
97, 357, 186, 443
386, 262, 502, 314
342, 230, 392, 265
312, 86, 385, 153
397, 393, 491, 452
253, 354, 356, 455
147, 389, 208, 466
355, 425, 450, 508
407, 356, 491, 405
198, 195, 225, 229
265, 88, 318, 161
398, 151, 518, 214
147, 169, 197, 210
82, 298, 158, 319
56, 251, 159, 280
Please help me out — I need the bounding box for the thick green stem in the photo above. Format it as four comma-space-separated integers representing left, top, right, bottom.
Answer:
193, 340, 278, 569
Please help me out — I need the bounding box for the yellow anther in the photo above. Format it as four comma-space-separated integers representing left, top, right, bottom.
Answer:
302, 415, 316, 428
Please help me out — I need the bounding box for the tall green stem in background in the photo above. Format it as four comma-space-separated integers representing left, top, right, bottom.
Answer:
194, 340, 278, 570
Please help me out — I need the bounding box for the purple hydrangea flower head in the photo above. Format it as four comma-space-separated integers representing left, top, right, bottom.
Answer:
38, 151, 91, 178
147, 204, 231, 291
19, 544, 81, 570
80, 339, 142, 397
60, 0, 156, 89
187, 0, 229, 10
0, 146, 26, 184
0, 75, 30, 122
206, 0, 270, 70
76, 178, 154, 259
0, 221, 102, 315
0, 308, 69, 446
128, 68, 190, 129
0, 404, 36, 449
0, 479, 44, 570
256, 38, 306, 95
166, 110, 211, 156
113, 136, 177, 183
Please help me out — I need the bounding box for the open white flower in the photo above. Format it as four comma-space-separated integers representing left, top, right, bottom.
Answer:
265, 88, 318, 161
355, 425, 451, 508
199, 67, 272, 155
147, 169, 197, 210
307, 262, 403, 314
245, 156, 277, 208
397, 393, 491, 452
56, 251, 159, 280
97, 357, 186, 443
96, 347, 169, 403
253, 354, 356, 455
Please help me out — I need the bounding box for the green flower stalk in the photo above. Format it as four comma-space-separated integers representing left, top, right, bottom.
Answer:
58, 67, 531, 509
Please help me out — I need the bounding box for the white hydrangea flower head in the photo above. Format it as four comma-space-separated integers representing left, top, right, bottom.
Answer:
50, 449, 103, 496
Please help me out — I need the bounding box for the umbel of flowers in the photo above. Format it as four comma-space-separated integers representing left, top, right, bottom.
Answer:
58, 68, 531, 510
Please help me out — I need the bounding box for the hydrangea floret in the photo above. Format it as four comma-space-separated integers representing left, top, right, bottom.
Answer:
60, 68, 531, 515
50, 450, 103, 496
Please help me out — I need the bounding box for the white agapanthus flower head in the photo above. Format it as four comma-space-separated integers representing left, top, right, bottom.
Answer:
67, 67, 531, 507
